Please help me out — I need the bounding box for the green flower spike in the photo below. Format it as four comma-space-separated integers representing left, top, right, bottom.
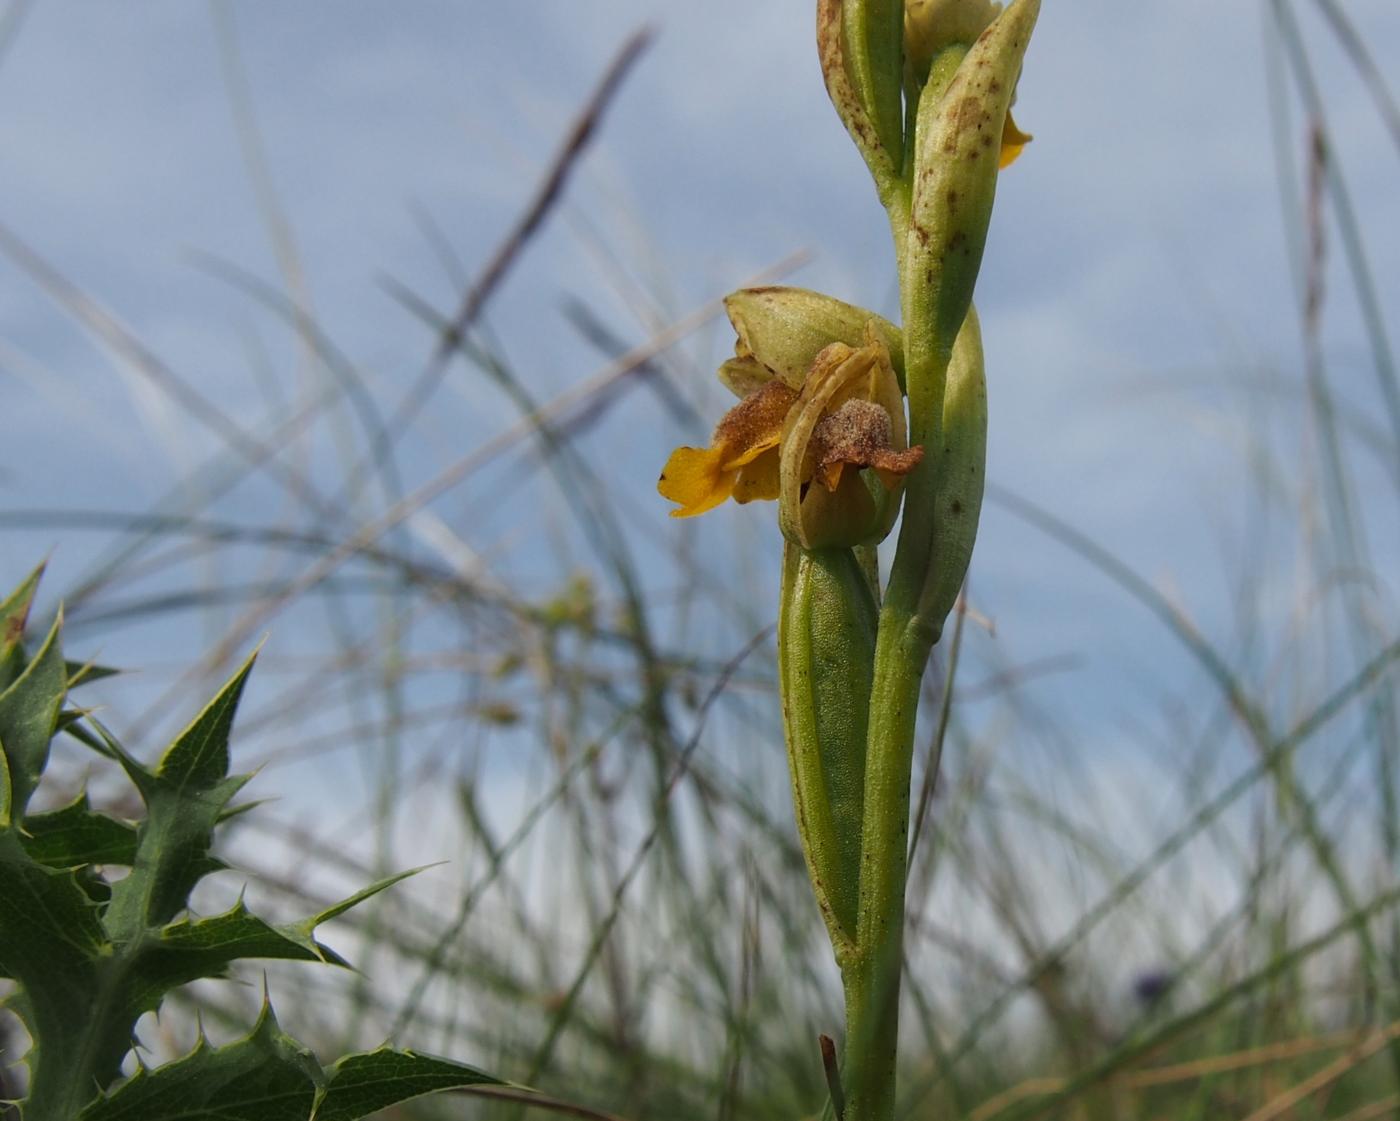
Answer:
656, 2, 1039, 1118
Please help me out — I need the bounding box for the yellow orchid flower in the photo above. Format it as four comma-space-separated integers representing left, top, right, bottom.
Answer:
659, 324, 921, 548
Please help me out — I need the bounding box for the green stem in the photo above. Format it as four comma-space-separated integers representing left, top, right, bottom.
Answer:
841, 600, 933, 1121
836, 48, 966, 1119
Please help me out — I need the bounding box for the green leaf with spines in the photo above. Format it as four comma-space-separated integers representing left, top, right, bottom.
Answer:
21, 791, 139, 867
103, 649, 258, 939
0, 572, 511, 1119
298, 865, 428, 931
66, 658, 121, 686
315, 1048, 511, 1121
159, 644, 261, 789
0, 828, 111, 1111
0, 563, 44, 691
77, 1003, 323, 1121
107, 869, 427, 1040
0, 612, 66, 824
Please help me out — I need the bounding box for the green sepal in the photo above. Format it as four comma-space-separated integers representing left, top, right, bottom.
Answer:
817, 0, 901, 202
316, 1047, 511, 1121
778, 544, 877, 957
722, 286, 907, 392
840, 0, 905, 173
76, 1002, 324, 1121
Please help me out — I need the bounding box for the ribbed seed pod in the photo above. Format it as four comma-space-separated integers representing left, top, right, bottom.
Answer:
778, 543, 878, 953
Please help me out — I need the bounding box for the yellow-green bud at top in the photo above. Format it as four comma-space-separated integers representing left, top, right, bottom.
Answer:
719, 287, 906, 399
905, 0, 1002, 80
906, 0, 1039, 353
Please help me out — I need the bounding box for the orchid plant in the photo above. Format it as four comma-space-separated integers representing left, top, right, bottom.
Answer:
660, 2, 1040, 1117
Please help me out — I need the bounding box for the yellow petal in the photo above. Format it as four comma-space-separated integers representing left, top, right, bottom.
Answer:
733, 447, 781, 504
657, 445, 738, 518
1000, 110, 1032, 169
658, 380, 798, 520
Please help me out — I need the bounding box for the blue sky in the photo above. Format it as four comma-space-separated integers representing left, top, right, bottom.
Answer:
0, 1, 1397, 832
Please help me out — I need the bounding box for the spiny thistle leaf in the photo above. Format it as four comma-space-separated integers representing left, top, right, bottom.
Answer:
119, 903, 349, 1021
157, 644, 259, 789
65, 658, 121, 687
76, 1004, 323, 1121
21, 791, 139, 868
0, 612, 66, 824
0, 562, 44, 691
113, 868, 429, 1027
0, 829, 108, 1098
315, 1048, 511, 1121
298, 865, 430, 931
0, 569, 510, 1118
103, 650, 258, 939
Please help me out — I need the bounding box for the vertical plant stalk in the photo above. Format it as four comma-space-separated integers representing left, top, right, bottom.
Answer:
836, 4, 1038, 1117
660, 3, 1037, 1115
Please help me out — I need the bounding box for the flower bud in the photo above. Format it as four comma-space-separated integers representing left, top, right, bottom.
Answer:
906, 0, 1039, 352
722, 287, 905, 395
904, 0, 1002, 79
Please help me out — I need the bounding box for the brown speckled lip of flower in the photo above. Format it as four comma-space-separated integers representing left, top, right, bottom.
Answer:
712, 380, 799, 460
811, 398, 925, 491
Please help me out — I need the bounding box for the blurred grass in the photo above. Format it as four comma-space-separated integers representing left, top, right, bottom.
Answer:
1, 1, 1399, 1119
